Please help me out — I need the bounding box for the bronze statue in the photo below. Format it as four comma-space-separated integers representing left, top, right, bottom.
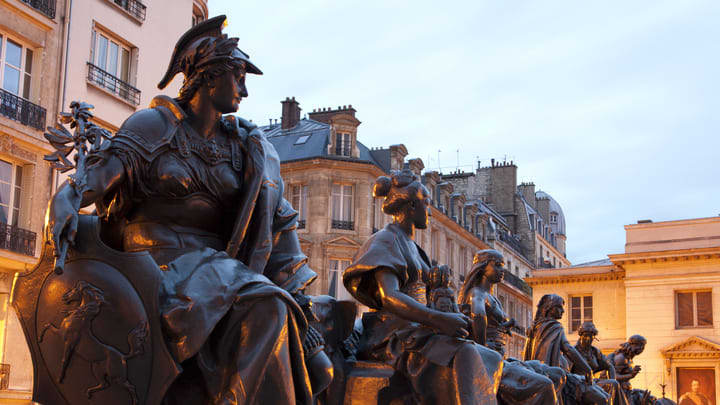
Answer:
458, 249, 565, 405
14, 15, 323, 405
343, 169, 504, 404
427, 264, 459, 313
607, 335, 648, 405
574, 322, 627, 405
525, 294, 611, 405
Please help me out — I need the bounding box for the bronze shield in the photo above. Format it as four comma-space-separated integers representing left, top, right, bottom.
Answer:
12, 215, 180, 405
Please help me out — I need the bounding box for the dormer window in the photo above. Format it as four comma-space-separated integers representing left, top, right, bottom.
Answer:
335, 132, 351, 156
550, 212, 558, 224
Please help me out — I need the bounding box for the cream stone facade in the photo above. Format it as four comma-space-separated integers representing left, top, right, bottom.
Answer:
527, 216, 720, 402
0, 0, 207, 399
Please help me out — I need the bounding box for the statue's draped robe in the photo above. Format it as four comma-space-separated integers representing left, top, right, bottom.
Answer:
91, 96, 315, 404
343, 223, 503, 405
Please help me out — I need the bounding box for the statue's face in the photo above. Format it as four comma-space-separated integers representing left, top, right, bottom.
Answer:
434, 295, 454, 313
208, 65, 248, 114
410, 186, 431, 230
578, 333, 594, 347
484, 260, 505, 283
631, 341, 645, 356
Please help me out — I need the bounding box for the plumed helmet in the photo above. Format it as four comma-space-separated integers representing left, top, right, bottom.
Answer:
158, 14, 262, 90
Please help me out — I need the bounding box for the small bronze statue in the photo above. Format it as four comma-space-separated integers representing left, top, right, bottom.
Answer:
574, 322, 627, 405
607, 335, 648, 405
15, 15, 322, 405
458, 250, 565, 405
343, 169, 504, 404
427, 264, 459, 313
525, 294, 611, 405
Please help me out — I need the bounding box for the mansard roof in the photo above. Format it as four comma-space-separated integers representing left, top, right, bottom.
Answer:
262, 118, 383, 168
536, 190, 566, 236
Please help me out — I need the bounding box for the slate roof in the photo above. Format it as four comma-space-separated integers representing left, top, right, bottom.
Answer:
535, 190, 566, 236
569, 258, 613, 268
260, 118, 383, 168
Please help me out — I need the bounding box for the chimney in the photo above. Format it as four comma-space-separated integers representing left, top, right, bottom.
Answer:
281, 97, 301, 129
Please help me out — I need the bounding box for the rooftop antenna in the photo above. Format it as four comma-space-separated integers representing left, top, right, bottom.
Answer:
437, 149, 442, 172
456, 149, 460, 172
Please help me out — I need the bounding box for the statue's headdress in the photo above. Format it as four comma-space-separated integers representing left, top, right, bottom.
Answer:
578, 321, 599, 337
158, 15, 262, 90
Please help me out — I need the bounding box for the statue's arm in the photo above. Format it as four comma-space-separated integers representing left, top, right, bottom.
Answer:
598, 350, 617, 379
374, 268, 470, 338
48, 154, 125, 251
562, 337, 593, 381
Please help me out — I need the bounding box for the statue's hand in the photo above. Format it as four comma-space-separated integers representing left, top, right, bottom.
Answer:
48, 187, 81, 256
632, 365, 642, 375
434, 312, 471, 338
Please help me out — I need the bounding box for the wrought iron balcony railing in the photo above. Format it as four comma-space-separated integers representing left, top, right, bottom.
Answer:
502, 270, 532, 296
331, 220, 354, 231
0, 88, 46, 130
87, 62, 141, 105
0, 223, 36, 257
113, 0, 147, 21
297, 220, 306, 229
21, 0, 56, 19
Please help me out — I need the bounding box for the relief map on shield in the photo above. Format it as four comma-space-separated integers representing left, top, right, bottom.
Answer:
677, 368, 716, 405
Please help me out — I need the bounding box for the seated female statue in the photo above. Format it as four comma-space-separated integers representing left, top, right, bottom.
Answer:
525, 294, 611, 405
47, 16, 322, 404
458, 249, 565, 405
343, 169, 504, 404
574, 322, 628, 405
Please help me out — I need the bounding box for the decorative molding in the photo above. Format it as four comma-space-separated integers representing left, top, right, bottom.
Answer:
661, 336, 720, 374
526, 269, 625, 286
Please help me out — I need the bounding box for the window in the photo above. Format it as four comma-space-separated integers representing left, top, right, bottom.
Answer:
446, 238, 454, 270
1, 35, 33, 99
331, 184, 353, 229
676, 291, 713, 328
335, 133, 351, 156
431, 231, 438, 261
290, 184, 308, 228
294, 135, 310, 145
0, 159, 23, 226
328, 259, 352, 300
91, 29, 131, 83
550, 212, 558, 224
569, 295, 592, 333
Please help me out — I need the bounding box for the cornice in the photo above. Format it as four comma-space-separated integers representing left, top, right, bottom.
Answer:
609, 246, 720, 265
526, 269, 625, 286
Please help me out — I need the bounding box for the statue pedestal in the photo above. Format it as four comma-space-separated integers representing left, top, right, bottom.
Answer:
343, 361, 410, 405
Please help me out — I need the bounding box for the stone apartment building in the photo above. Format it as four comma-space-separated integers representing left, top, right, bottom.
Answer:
0, 0, 206, 399
528, 216, 720, 403
264, 98, 535, 359
442, 163, 571, 271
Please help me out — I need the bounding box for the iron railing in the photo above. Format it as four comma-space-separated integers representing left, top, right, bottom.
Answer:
21, 0, 56, 18
331, 220, 354, 231
0, 223, 36, 256
297, 220, 306, 229
503, 270, 532, 296
113, 0, 147, 21
498, 230, 526, 258
87, 62, 141, 105
0, 88, 46, 130
537, 261, 554, 269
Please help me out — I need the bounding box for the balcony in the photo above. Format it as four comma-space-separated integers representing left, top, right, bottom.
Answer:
87, 62, 141, 106
21, 0, 56, 19
331, 220, 354, 231
0, 223, 36, 257
297, 220, 306, 229
537, 261, 554, 269
0, 88, 46, 130
502, 270, 532, 296
112, 0, 147, 21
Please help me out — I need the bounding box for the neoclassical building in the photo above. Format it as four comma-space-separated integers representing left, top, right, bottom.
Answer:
265, 98, 537, 359
528, 216, 720, 403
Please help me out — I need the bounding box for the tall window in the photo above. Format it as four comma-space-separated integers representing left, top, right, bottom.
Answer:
0, 160, 23, 226
328, 259, 352, 300
335, 133, 351, 156
1, 35, 33, 99
569, 295, 592, 333
331, 184, 353, 229
91, 29, 131, 83
550, 212, 558, 224
446, 239, 454, 270
290, 184, 308, 227
431, 231, 438, 261
676, 291, 713, 328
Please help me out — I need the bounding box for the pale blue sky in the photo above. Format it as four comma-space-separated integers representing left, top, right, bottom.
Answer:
210, 0, 720, 264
